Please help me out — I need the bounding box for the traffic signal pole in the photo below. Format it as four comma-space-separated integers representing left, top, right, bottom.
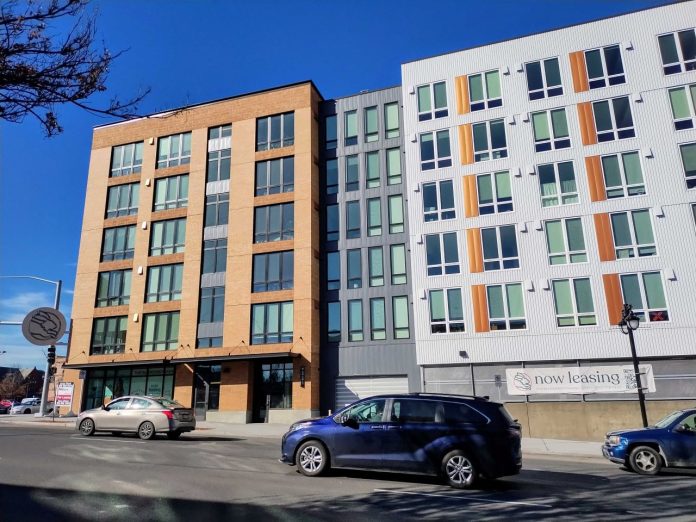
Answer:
39, 280, 61, 416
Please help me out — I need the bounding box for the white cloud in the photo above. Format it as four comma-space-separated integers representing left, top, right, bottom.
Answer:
0, 291, 53, 322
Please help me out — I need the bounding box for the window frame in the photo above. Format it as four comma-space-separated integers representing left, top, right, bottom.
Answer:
544, 217, 587, 265
537, 161, 579, 207
96, 269, 132, 307
680, 142, 696, 189
202, 238, 227, 274
327, 301, 341, 343
481, 225, 520, 271
386, 147, 402, 185
102, 225, 136, 262
368, 246, 384, 287
347, 248, 362, 289
384, 102, 400, 139
428, 288, 465, 334
365, 151, 380, 189
253, 202, 294, 243
600, 151, 646, 199
255, 156, 294, 196
392, 296, 410, 339
468, 69, 503, 111
199, 286, 226, 324
417, 81, 448, 121
141, 311, 180, 352
105, 182, 139, 219
325, 114, 337, 150
250, 301, 293, 344
425, 232, 460, 276
145, 264, 183, 302
110, 142, 143, 177
486, 283, 527, 331
364, 106, 379, 143
476, 171, 513, 215
584, 44, 626, 89
620, 271, 669, 323
327, 251, 340, 290
346, 200, 361, 239
367, 198, 382, 237
252, 251, 294, 292
326, 158, 339, 195
592, 96, 636, 142
422, 179, 456, 222
388, 195, 404, 234
256, 112, 294, 151
153, 174, 189, 211
149, 218, 186, 256
472, 119, 508, 162
669, 83, 696, 131
609, 209, 657, 259
524, 57, 563, 100
326, 204, 339, 241
551, 277, 597, 328
369, 298, 387, 340
531, 108, 571, 152
90, 316, 128, 355
157, 133, 191, 169
344, 110, 358, 146
348, 299, 364, 342
345, 154, 359, 192
658, 29, 696, 75
390, 244, 407, 285
419, 130, 452, 170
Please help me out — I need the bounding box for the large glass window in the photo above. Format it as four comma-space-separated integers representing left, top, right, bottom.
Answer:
531, 108, 570, 152
251, 302, 293, 344
620, 272, 669, 322
327, 251, 340, 290
477, 171, 512, 215
429, 288, 464, 334
610, 209, 656, 258
204, 193, 229, 227
386, 147, 402, 185
150, 218, 186, 256
326, 159, 338, 195
366, 151, 380, 189
423, 180, 455, 222
388, 195, 404, 233
96, 270, 131, 307
473, 119, 507, 162
347, 249, 362, 289
482, 225, 519, 271
486, 283, 526, 330
417, 81, 448, 121
325, 115, 337, 150
420, 130, 452, 170
680, 142, 696, 188
146, 264, 183, 302
207, 125, 231, 182
585, 45, 625, 88
425, 233, 460, 276
327, 301, 341, 342
348, 299, 363, 342
102, 225, 136, 261
367, 198, 382, 236
326, 204, 339, 241
669, 84, 696, 130
254, 203, 294, 243
84, 366, 174, 411
390, 244, 407, 285
346, 201, 361, 239
370, 298, 386, 340
202, 239, 227, 274
392, 296, 410, 339
157, 132, 191, 169
658, 29, 696, 75
199, 286, 225, 323
345, 154, 359, 192
538, 161, 578, 207
592, 97, 635, 142
384, 102, 400, 139
368, 247, 384, 287
365, 106, 378, 143
344, 110, 358, 146
91, 316, 127, 355
142, 311, 180, 351
252, 251, 293, 292
552, 278, 596, 327
257, 112, 294, 151
525, 58, 563, 100
255, 157, 294, 196
154, 174, 189, 211
469, 70, 502, 111
601, 151, 645, 198
111, 142, 143, 177
545, 218, 587, 265
106, 183, 139, 219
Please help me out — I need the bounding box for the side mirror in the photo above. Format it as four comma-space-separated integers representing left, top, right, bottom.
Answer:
675, 424, 691, 433
102, 405, 109, 411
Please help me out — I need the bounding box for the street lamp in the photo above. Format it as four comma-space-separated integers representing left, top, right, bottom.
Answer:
618, 303, 648, 428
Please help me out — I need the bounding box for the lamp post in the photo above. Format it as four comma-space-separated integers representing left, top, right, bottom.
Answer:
618, 303, 648, 428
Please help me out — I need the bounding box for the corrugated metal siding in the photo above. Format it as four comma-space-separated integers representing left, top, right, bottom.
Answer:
335, 376, 409, 409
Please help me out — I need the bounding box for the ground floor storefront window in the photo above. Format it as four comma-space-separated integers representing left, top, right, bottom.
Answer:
84, 366, 175, 410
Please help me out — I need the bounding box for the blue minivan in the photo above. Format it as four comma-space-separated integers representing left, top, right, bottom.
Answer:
280, 393, 522, 488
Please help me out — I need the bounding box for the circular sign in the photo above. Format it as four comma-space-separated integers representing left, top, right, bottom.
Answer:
21, 307, 67, 346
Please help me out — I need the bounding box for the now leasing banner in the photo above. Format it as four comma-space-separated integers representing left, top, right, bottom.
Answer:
505, 365, 656, 395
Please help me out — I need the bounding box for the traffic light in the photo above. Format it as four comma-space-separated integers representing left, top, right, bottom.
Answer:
47, 345, 56, 365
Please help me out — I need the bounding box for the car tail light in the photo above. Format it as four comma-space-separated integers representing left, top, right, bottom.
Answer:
161, 410, 174, 420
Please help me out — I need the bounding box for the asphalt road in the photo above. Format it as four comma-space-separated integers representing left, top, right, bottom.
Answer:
1, 423, 695, 521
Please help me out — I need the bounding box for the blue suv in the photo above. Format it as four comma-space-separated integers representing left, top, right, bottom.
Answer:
603, 408, 696, 474
280, 393, 522, 488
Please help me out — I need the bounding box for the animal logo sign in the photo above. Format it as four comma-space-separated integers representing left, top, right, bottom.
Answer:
512, 372, 532, 392
21, 307, 67, 346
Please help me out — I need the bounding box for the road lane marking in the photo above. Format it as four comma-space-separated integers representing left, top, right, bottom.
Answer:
373, 488, 554, 508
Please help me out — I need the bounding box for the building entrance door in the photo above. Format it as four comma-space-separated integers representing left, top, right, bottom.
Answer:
252, 361, 293, 422
193, 364, 221, 421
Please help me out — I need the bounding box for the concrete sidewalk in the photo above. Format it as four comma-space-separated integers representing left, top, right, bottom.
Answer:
0, 415, 604, 459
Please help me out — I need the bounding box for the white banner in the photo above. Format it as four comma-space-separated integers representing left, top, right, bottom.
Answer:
55, 382, 74, 407
506, 365, 656, 395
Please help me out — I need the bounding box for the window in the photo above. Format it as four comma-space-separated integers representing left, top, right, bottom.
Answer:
91, 316, 127, 355
326, 204, 339, 241
326, 159, 338, 195
477, 171, 512, 214
473, 119, 507, 162
146, 264, 183, 302
327, 301, 341, 342
207, 125, 231, 182
525, 58, 563, 100
251, 302, 293, 344
423, 180, 455, 222
204, 193, 229, 227
370, 298, 386, 340
345, 110, 358, 146
254, 203, 294, 243
202, 239, 227, 274
385, 102, 400, 138
388, 195, 404, 233
585, 45, 625, 88
368, 247, 384, 287
429, 288, 464, 333
346, 201, 361, 239
610, 209, 656, 258
255, 157, 294, 195
531, 108, 570, 152
658, 29, 696, 75
620, 272, 669, 322
154, 174, 189, 211
367, 198, 382, 236
669, 84, 696, 130
365, 106, 378, 142
420, 130, 452, 170
538, 161, 578, 207
111, 142, 143, 177
469, 70, 502, 111
681, 142, 696, 188
486, 283, 526, 330
102, 225, 136, 261
390, 244, 407, 285
482, 225, 519, 271
592, 97, 635, 142
348, 299, 363, 341
96, 270, 131, 307
325, 115, 337, 150
366, 151, 380, 189
150, 218, 186, 256
343, 398, 386, 424
345, 155, 359, 192
392, 296, 410, 339
347, 249, 362, 289
142, 311, 180, 351
256, 112, 294, 151
425, 233, 460, 276
545, 218, 587, 265
327, 251, 340, 290
252, 251, 293, 292
386, 147, 402, 185
197, 337, 222, 349
552, 278, 596, 327
601, 151, 645, 198
199, 287, 225, 323
417, 81, 448, 121
157, 133, 191, 169
106, 183, 139, 218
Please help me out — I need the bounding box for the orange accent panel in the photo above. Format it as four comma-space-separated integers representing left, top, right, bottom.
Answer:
577, 102, 597, 146
472, 285, 490, 333
466, 228, 483, 273
585, 156, 607, 202
602, 274, 623, 326
593, 213, 616, 262
463, 175, 479, 218
569, 51, 589, 93
459, 124, 474, 165
455, 75, 470, 115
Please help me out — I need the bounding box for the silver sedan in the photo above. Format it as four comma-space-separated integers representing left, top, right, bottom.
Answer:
77, 396, 196, 440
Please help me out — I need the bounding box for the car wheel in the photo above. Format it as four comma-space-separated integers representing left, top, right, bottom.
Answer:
23, 409, 31, 414
442, 450, 478, 489
166, 431, 182, 440
629, 446, 662, 475
137, 421, 156, 440
297, 440, 329, 477
79, 418, 95, 436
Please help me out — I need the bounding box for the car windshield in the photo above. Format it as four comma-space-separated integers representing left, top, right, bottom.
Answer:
155, 398, 185, 409
654, 411, 685, 428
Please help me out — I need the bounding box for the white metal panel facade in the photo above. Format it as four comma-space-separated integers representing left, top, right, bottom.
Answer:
335, 376, 409, 409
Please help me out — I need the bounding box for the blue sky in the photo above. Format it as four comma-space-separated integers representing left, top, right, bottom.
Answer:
0, 0, 668, 368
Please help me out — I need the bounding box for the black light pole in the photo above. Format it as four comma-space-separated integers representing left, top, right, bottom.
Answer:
619, 303, 648, 428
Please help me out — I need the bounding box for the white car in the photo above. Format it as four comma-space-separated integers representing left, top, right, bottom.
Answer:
10, 398, 53, 415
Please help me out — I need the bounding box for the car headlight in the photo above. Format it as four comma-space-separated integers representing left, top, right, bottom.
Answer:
607, 435, 625, 446
289, 422, 311, 433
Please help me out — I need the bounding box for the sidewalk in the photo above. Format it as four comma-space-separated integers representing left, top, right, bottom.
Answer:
0, 415, 603, 459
